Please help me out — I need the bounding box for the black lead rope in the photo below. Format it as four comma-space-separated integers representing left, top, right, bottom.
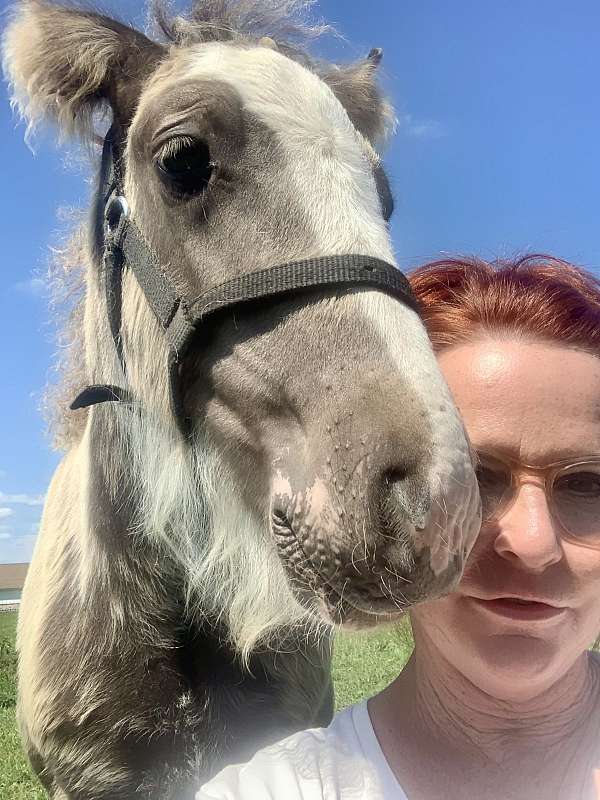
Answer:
71, 126, 421, 438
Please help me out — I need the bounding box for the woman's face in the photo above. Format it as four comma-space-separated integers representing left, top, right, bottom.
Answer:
410, 338, 600, 701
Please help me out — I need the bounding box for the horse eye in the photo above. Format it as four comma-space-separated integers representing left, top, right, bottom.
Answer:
156, 137, 215, 196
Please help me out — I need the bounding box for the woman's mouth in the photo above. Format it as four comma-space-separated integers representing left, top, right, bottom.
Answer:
467, 596, 566, 621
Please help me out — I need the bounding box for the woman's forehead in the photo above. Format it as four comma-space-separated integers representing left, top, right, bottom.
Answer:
437, 338, 600, 461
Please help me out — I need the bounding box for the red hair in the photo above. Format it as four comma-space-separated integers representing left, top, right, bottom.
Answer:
408, 254, 600, 355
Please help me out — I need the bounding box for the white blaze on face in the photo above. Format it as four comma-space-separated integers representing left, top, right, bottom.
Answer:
176, 43, 395, 261
148, 43, 481, 572
358, 291, 482, 575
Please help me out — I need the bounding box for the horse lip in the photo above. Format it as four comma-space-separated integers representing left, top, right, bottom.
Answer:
270, 509, 413, 617
322, 580, 410, 618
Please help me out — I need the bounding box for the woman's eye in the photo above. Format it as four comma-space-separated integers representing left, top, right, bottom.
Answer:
475, 464, 510, 491
156, 137, 215, 196
556, 471, 600, 498
475, 463, 511, 518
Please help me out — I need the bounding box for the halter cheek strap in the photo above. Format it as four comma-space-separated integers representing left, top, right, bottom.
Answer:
71, 126, 421, 438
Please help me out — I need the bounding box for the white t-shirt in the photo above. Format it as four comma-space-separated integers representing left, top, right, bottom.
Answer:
196, 701, 408, 799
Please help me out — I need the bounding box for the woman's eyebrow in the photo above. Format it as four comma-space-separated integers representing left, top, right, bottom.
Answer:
474, 444, 600, 463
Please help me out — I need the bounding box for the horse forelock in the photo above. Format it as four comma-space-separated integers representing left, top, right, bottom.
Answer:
152, 0, 330, 48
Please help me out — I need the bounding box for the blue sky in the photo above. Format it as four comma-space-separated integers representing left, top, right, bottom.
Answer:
1, 0, 599, 563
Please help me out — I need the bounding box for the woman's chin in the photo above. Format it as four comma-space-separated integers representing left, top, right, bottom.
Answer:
464, 633, 573, 702
412, 597, 584, 704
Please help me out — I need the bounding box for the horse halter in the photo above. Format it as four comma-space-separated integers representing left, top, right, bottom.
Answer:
71, 125, 421, 438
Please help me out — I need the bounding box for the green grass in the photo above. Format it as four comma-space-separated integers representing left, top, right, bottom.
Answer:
0, 614, 18, 709
0, 610, 412, 800
0, 612, 46, 799
332, 620, 413, 709
0, 706, 46, 800
0, 611, 17, 639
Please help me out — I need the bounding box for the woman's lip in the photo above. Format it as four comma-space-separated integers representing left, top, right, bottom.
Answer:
467, 597, 566, 621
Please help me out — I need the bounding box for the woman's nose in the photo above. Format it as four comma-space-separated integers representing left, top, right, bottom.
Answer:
493, 483, 563, 572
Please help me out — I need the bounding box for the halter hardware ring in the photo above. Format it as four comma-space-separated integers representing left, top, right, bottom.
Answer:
105, 195, 129, 232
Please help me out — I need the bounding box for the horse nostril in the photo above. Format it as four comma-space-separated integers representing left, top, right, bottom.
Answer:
380, 467, 430, 532
384, 468, 409, 488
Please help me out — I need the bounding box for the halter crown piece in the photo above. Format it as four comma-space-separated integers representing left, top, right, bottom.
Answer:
71, 125, 421, 438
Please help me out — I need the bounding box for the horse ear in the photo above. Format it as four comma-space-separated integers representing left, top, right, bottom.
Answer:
3, 0, 164, 140
320, 51, 395, 146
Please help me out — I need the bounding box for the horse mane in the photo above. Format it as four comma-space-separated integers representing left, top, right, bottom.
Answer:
45, 214, 88, 450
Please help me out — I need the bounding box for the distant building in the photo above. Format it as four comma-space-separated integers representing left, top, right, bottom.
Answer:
0, 563, 28, 612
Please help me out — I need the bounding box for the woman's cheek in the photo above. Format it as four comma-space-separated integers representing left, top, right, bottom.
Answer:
563, 546, 600, 644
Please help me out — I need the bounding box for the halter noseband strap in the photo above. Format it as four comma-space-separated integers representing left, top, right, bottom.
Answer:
71, 126, 421, 437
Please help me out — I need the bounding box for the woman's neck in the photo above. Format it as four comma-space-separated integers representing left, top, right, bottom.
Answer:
369, 641, 600, 798
404, 646, 599, 760
390, 642, 600, 761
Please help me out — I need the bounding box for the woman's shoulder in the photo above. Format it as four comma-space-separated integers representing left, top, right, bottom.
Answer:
196, 701, 393, 800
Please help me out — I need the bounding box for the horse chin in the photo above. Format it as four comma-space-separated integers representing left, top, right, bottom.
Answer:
317, 562, 462, 628
317, 598, 405, 629
272, 512, 465, 627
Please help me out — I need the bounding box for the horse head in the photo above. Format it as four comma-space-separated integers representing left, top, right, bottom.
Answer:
5, 0, 481, 657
